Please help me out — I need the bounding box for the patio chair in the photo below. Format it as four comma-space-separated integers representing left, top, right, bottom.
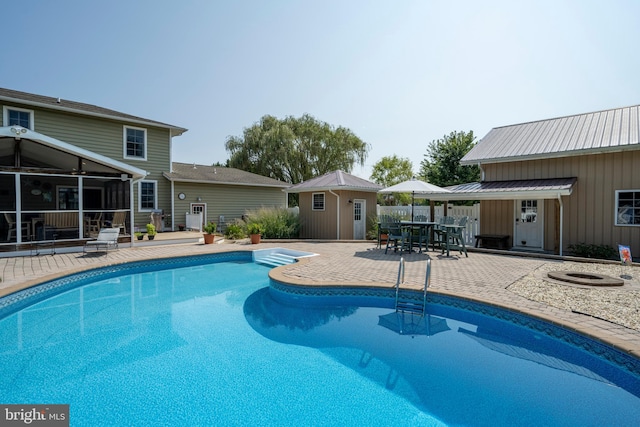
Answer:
432, 216, 455, 250
5, 213, 30, 242
377, 215, 396, 248
83, 228, 120, 253
385, 225, 410, 254
442, 216, 468, 257
103, 211, 126, 235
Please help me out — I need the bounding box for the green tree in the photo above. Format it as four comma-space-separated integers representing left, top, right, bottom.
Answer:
225, 114, 369, 184
419, 130, 480, 187
370, 155, 414, 205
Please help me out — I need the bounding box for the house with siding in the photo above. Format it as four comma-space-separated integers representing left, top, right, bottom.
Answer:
0, 87, 289, 254
164, 163, 290, 231
286, 170, 382, 240
428, 104, 640, 257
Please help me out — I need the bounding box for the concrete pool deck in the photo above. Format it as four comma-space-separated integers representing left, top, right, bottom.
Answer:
1, 233, 639, 359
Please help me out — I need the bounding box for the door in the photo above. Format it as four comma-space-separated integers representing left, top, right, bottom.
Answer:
514, 199, 543, 249
353, 199, 366, 240
191, 203, 206, 229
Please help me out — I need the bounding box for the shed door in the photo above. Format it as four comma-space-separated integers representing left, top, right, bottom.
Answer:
514, 199, 543, 249
353, 199, 366, 240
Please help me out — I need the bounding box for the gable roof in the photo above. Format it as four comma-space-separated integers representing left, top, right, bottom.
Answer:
462, 104, 640, 165
164, 163, 290, 188
286, 170, 382, 193
0, 87, 187, 137
0, 125, 148, 179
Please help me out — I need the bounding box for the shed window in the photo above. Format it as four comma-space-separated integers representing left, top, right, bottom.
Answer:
616, 190, 640, 225
312, 193, 325, 211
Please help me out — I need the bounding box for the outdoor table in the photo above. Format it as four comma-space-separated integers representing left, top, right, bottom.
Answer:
400, 221, 437, 253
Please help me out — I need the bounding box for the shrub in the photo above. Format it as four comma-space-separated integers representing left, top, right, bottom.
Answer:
203, 222, 217, 234
568, 243, 617, 260
243, 207, 300, 239
224, 223, 246, 240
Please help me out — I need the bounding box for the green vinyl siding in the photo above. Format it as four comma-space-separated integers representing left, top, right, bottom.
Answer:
3, 101, 174, 230
172, 183, 287, 228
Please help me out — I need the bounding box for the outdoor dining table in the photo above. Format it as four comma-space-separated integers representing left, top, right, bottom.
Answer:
436, 224, 467, 257
400, 221, 437, 253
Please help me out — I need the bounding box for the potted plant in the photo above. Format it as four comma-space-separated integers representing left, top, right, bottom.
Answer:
146, 223, 157, 240
134, 231, 144, 241
247, 223, 262, 244
203, 222, 216, 244
178, 224, 185, 231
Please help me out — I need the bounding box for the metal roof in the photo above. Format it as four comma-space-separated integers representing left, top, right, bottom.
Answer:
286, 170, 382, 193
0, 87, 187, 137
164, 163, 291, 188
427, 178, 577, 201
462, 105, 640, 165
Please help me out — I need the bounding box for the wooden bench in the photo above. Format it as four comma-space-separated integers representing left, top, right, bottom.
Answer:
474, 234, 510, 249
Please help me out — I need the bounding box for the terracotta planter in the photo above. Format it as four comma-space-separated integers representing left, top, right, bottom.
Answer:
203, 233, 215, 244
250, 234, 261, 244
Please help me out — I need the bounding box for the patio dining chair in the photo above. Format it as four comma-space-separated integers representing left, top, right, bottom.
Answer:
385, 225, 410, 254
432, 216, 455, 250
442, 216, 468, 257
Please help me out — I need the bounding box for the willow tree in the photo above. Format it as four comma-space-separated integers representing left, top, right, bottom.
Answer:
225, 114, 369, 184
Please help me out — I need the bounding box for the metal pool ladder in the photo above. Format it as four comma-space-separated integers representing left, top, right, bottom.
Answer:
394, 257, 431, 315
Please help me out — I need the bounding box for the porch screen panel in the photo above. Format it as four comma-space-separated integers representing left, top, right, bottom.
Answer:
0, 175, 16, 210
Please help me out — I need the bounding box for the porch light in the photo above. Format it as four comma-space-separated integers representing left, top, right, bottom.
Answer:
10, 126, 27, 140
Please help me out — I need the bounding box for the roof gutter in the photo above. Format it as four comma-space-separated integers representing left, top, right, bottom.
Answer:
0, 95, 187, 137
162, 173, 290, 188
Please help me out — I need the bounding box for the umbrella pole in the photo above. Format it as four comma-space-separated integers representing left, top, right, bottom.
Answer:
411, 192, 415, 222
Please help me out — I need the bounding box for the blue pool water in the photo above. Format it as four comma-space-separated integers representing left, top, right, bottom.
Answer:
1, 253, 639, 426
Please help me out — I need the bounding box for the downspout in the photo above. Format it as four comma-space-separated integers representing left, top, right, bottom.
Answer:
170, 179, 175, 230
329, 189, 340, 240
479, 163, 485, 181
558, 193, 563, 256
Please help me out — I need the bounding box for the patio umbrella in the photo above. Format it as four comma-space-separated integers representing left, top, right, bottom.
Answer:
378, 177, 451, 221
378, 311, 450, 336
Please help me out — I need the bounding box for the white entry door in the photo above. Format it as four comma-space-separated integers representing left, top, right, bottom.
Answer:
191, 203, 206, 228
353, 199, 366, 240
514, 199, 543, 249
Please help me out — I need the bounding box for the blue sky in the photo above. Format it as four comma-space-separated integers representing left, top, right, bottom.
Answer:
3, 0, 640, 179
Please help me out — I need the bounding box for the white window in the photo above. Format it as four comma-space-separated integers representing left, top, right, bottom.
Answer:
138, 180, 157, 211
124, 126, 147, 160
615, 190, 640, 226
3, 106, 34, 129
312, 192, 325, 211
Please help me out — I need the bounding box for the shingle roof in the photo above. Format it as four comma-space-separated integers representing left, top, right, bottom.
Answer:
462, 105, 640, 164
427, 178, 577, 201
0, 87, 187, 136
165, 163, 291, 188
287, 170, 382, 193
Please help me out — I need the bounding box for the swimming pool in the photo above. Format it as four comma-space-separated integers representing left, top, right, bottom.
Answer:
1, 252, 639, 426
